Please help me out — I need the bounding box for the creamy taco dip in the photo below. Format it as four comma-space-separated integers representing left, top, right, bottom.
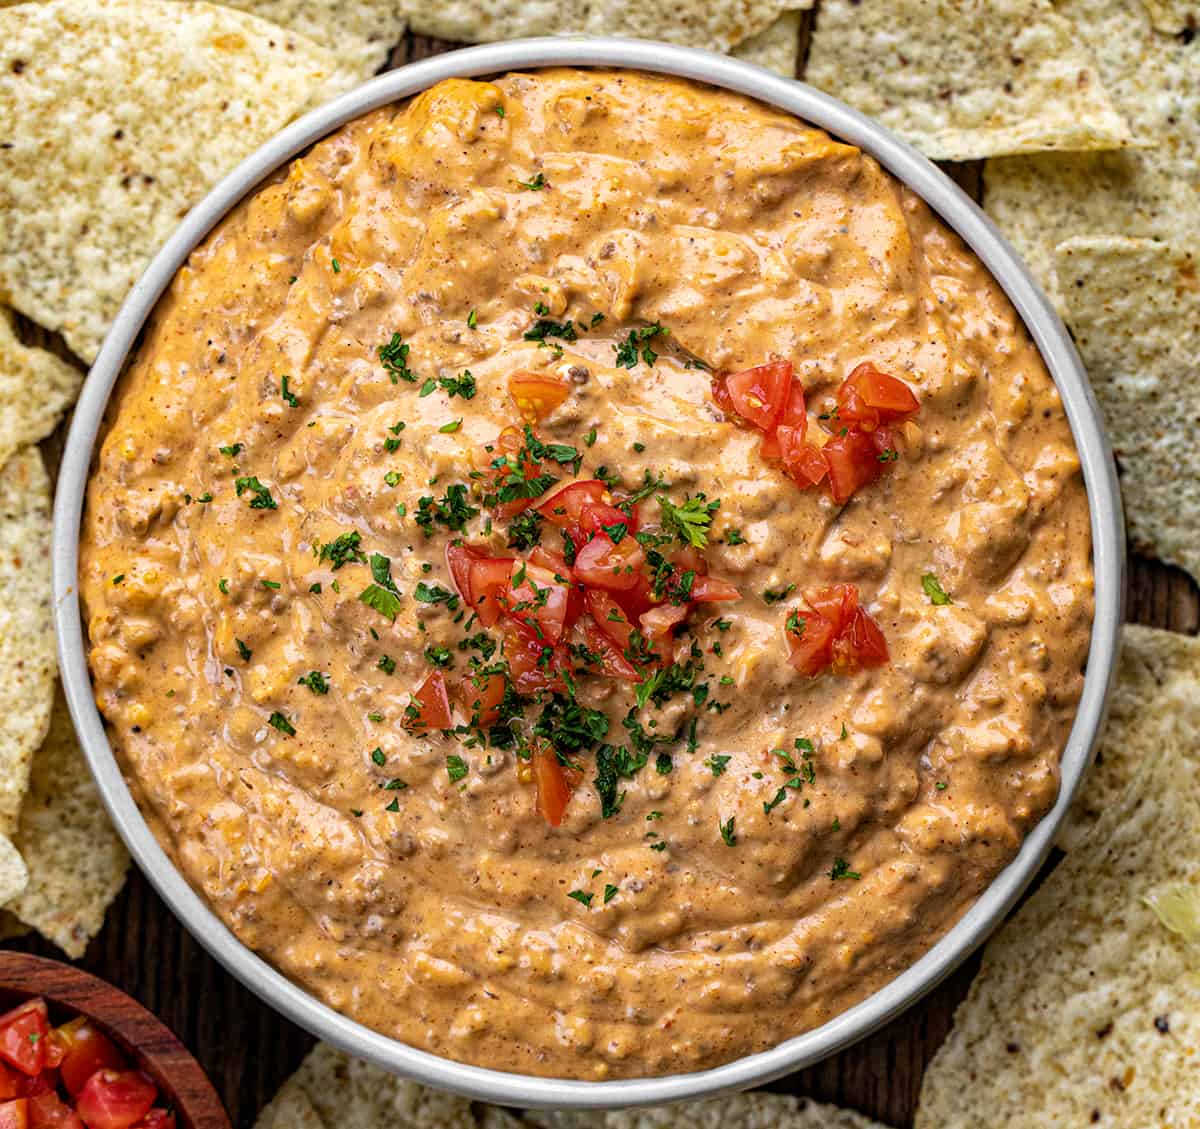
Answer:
80, 70, 1093, 1078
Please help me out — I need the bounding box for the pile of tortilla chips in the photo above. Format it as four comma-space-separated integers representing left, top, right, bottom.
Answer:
3, 1, 1200, 1125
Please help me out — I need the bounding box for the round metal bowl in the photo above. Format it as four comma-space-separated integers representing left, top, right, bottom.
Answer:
53, 35, 1125, 1112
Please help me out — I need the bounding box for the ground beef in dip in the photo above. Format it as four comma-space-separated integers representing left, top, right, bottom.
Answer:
80, 70, 1093, 1079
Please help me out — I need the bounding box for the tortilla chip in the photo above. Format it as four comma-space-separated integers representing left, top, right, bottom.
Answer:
523, 1114, 606, 1129
0, 309, 82, 478
272, 1042, 478, 1129
1053, 236, 1200, 580
0, 836, 28, 907
0, 447, 54, 838
0, 0, 351, 364
5, 686, 130, 958
1141, 0, 1197, 32
253, 1080, 326, 1129
1061, 625, 1200, 851
915, 714, 1200, 1126
405, 1, 811, 55
805, 0, 1132, 162
983, 0, 1198, 305
479, 1112, 528, 1129
730, 12, 801, 77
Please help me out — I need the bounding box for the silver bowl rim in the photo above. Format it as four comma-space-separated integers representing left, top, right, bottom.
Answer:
53, 35, 1125, 1110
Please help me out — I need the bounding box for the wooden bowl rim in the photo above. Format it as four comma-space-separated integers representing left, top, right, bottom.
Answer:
0, 953, 231, 1129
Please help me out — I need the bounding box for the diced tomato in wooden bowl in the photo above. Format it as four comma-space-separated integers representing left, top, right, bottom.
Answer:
0, 955, 229, 1129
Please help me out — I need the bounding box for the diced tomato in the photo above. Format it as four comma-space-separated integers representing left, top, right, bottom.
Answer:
805, 583, 858, 628
578, 501, 635, 539
27, 1092, 82, 1129
467, 555, 516, 627
784, 606, 839, 676
75, 1071, 156, 1129
458, 671, 507, 727
503, 628, 567, 696
444, 543, 478, 604
532, 743, 579, 827
721, 361, 793, 432
0, 1099, 28, 1129
0, 1065, 19, 1102
504, 564, 574, 644
509, 371, 570, 421
527, 547, 583, 623
478, 427, 550, 519
0, 1002, 50, 1077
129, 1113, 173, 1129
822, 427, 885, 504
580, 618, 641, 681
835, 363, 919, 432
780, 429, 829, 488
13, 1079, 50, 1102
402, 670, 453, 732
584, 590, 637, 656
534, 480, 608, 528
572, 534, 645, 592
689, 574, 740, 603
52, 1022, 124, 1099
785, 584, 888, 676
638, 603, 689, 652
834, 605, 891, 671
710, 372, 738, 419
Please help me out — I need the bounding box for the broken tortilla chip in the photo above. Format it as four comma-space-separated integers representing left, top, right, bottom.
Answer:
405, 0, 811, 55
5, 686, 130, 958
1141, 0, 1197, 32
1062, 625, 1200, 851
0, 0, 352, 364
253, 1079, 325, 1129
805, 0, 1132, 162
259, 1042, 478, 1129
525, 1095, 887, 1129
0, 836, 28, 907
0, 447, 54, 839
0, 308, 82, 477
731, 12, 801, 77
916, 693, 1200, 1128
983, 0, 1198, 305
1055, 235, 1200, 580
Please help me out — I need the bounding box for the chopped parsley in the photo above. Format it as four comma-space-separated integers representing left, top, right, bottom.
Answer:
517, 171, 546, 190
415, 484, 478, 535
414, 581, 459, 609
719, 815, 737, 846
236, 639, 252, 662
378, 655, 396, 675
112, 573, 125, 585
584, 427, 598, 447
567, 889, 593, 907
378, 332, 416, 383
603, 883, 619, 904
523, 318, 577, 345
467, 308, 478, 329
218, 578, 229, 594
706, 754, 731, 777
438, 370, 476, 399
763, 584, 796, 606
297, 671, 329, 695
438, 419, 463, 434
594, 744, 647, 818
359, 553, 403, 621
218, 443, 243, 458
280, 375, 299, 407
613, 322, 668, 368
446, 754, 469, 782
830, 857, 861, 881
724, 529, 746, 546
922, 572, 953, 605
267, 712, 295, 737
424, 644, 453, 667
318, 531, 366, 570
234, 476, 276, 510
506, 509, 543, 550
657, 493, 719, 548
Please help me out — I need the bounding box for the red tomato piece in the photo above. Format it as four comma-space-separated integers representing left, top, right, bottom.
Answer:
534, 480, 607, 528
638, 603, 689, 652
0, 1065, 19, 1102
0, 1099, 28, 1129
784, 607, 839, 676
13, 1079, 50, 1102
458, 671, 507, 727
27, 1092, 82, 1129
584, 590, 636, 656
0, 1002, 49, 1077
504, 564, 573, 644
503, 628, 567, 696
572, 534, 645, 592
508, 370, 571, 422
532, 743, 579, 827
822, 427, 885, 504
578, 501, 634, 539
478, 427, 549, 519
785, 585, 888, 676
835, 363, 919, 432
722, 361, 793, 432
581, 618, 641, 681
75, 1071, 156, 1129
53, 1022, 124, 1099
402, 671, 453, 732
779, 429, 829, 488
467, 556, 516, 628
689, 574, 740, 603
444, 543, 478, 605
129, 1113, 173, 1129
805, 584, 858, 629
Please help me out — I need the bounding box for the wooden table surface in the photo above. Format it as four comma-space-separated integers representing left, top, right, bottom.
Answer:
10, 20, 1200, 1129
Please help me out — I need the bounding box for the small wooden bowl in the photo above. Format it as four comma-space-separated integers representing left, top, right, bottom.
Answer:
0, 953, 231, 1129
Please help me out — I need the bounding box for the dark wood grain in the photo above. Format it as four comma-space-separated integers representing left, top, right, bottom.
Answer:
0, 952, 232, 1129
8, 20, 1196, 1129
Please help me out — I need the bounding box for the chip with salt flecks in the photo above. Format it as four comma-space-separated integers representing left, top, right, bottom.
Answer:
805, 0, 1131, 162
1061, 625, 1200, 851
983, 0, 1198, 306
5, 687, 131, 958
1055, 235, 1200, 581
0, 308, 83, 477
0, 0, 353, 365
405, 0, 811, 55
0, 447, 54, 839
1140, 0, 1197, 32
916, 672, 1200, 1128
253, 1081, 325, 1129
525, 1095, 888, 1129
0, 836, 28, 907
731, 12, 801, 77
